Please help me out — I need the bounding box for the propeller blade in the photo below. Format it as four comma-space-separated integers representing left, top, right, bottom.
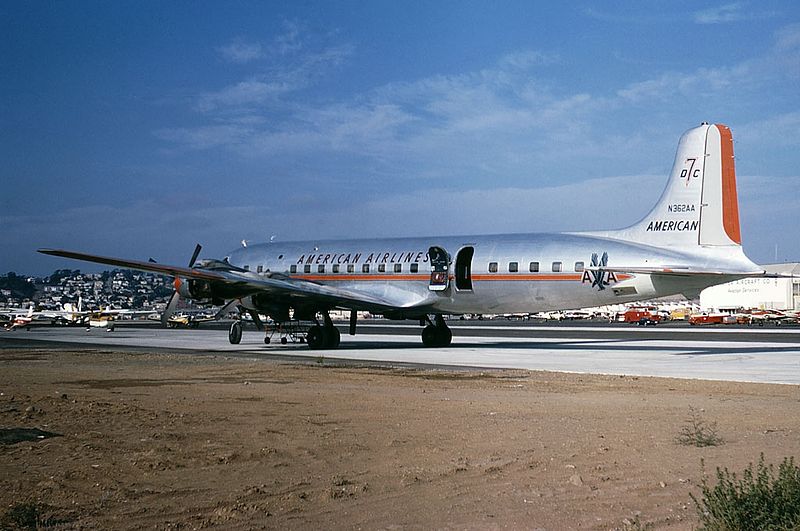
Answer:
188, 244, 202, 268
161, 243, 202, 327
161, 290, 180, 326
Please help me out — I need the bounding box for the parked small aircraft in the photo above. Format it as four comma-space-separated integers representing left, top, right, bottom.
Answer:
40, 123, 768, 348
2, 305, 36, 331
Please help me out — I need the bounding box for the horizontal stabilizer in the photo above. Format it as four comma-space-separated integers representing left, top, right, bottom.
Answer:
586, 265, 765, 277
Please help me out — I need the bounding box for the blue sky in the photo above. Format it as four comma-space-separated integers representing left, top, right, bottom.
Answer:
2, 1, 799, 274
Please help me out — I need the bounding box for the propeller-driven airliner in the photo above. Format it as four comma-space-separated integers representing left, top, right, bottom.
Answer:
40, 123, 766, 349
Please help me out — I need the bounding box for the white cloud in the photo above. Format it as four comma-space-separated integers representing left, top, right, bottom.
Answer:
195, 80, 292, 112
736, 112, 800, 147
693, 3, 747, 24
775, 23, 800, 50
217, 39, 264, 64
154, 124, 255, 150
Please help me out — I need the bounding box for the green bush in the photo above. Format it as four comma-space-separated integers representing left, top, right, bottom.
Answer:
676, 406, 723, 447
692, 454, 800, 530
1, 502, 44, 530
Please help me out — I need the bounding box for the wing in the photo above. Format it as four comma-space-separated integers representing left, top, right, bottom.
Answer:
38, 248, 427, 312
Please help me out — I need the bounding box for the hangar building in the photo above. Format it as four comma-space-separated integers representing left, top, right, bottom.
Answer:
700, 263, 800, 311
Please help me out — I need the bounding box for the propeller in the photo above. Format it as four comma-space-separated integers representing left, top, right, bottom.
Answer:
161, 244, 202, 327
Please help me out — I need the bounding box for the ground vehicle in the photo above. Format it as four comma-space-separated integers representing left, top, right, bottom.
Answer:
623, 307, 661, 326
688, 312, 736, 325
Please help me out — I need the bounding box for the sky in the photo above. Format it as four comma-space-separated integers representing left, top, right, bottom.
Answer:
2, 1, 799, 275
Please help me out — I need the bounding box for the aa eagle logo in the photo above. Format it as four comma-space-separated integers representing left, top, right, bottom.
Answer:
581, 252, 618, 291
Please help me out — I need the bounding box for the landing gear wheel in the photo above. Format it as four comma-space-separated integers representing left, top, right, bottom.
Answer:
422, 325, 437, 346
281, 337, 288, 344
307, 325, 340, 349
437, 326, 452, 346
228, 321, 242, 344
328, 327, 341, 349
307, 325, 325, 350
422, 324, 452, 347
264, 336, 271, 344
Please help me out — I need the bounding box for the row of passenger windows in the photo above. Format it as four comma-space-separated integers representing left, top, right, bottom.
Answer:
286, 263, 421, 274
488, 261, 585, 273
249, 261, 584, 275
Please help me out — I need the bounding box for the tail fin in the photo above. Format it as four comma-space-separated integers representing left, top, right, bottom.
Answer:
611, 123, 742, 248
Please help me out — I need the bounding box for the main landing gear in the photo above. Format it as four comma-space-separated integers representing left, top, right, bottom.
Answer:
227, 313, 341, 349
306, 313, 340, 350
421, 315, 452, 347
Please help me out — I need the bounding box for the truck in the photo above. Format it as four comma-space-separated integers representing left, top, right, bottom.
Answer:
623, 307, 661, 326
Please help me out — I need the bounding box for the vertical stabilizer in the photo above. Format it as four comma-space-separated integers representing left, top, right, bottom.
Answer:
609, 123, 742, 248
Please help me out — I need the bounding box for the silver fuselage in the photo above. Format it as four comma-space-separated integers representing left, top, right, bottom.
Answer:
226, 232, 752, 314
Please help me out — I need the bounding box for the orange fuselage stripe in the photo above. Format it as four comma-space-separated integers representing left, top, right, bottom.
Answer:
293, 273, 606, 282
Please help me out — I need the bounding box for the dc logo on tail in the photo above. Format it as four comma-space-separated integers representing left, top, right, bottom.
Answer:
680, 158, 701, 186
582, 252, 618, 291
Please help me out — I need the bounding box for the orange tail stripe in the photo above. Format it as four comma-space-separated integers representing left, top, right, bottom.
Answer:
717, 124, 742, 244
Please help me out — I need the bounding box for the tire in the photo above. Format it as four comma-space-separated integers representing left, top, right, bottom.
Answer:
327, 327, 341, 349
307, 325, 325, 350
422, 325, 451, 347
437, 326, 452, 346
422, 325, 437, 347
281, 337, 288, 344
228, 321, 242, 344
264, 336, 271, 344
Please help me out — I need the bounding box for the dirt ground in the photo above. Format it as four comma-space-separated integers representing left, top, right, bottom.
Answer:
1, 348, 799, 530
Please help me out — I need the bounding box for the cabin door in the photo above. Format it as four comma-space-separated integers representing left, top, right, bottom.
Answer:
455, 246, 474, 291
427, 246, 450, 291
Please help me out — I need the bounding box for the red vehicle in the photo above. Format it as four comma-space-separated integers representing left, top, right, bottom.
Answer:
688, 312, 736, 325
623, 307, 661, 326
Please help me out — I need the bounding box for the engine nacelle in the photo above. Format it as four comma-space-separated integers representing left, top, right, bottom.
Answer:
175, 278, 224, 304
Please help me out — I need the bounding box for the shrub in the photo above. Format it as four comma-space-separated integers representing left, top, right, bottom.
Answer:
676, 406, 723, 447
692, 454, 800, 530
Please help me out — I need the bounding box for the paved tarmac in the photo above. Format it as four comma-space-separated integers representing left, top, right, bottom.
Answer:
3, 321, 800, 385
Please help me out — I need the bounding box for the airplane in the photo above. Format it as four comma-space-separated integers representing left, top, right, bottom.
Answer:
39, 122, 769, 349
2, 305, 36, 331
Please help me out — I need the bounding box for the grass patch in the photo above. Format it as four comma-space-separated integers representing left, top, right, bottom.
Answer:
676, 406, 723, 447
0, 501, 65, 530
693, 454, 800, 530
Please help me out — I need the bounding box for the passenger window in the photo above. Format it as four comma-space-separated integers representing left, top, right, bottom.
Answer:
552, 261, 562, 272
574, 261, 584, 272
332, 264, 340, 273
347, 264, 355, 273
529, 261, 539, 272
290, 265, 297, 274
394, 263, 402, 273
304, 264, 311, 274
410, 263, 419, 273
244, 265, 250, 271
257, 265, 263, 273
508, 262, 519, 273
378, 264, 386, 273
489, 262, 498, 273
362, 264, 370, 273
318, 265, 325, 273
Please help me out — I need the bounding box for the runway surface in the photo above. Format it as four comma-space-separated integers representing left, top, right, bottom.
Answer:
4, 321, 800, 385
